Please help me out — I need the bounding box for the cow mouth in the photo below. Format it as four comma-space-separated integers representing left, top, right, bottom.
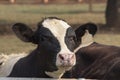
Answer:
57, 65, 74, 71
45, 61, 74, 78
45, 65, 73, 78
56, 59, 76, 71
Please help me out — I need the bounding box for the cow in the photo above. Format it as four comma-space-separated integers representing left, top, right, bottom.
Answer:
0, 17, 76, 78
62, 23, 120, 80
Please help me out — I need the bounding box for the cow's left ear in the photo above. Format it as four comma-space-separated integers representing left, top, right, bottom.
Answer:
75, 23, 97, 41
12, 23, 35, 43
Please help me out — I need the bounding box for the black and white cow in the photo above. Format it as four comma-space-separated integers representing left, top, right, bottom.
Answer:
0, 17, 76, 78
63, 23, 120, 80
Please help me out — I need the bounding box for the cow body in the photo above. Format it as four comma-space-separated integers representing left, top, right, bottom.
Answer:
67, 42, 120, 79
63, 23, 120, 80
0, 17, 76, 78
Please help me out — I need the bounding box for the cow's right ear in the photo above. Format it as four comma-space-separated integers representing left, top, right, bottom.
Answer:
12, 23, 34, 42
75, 23, 97, 41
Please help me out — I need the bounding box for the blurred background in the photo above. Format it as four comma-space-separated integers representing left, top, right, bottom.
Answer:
0, 0, 120, 54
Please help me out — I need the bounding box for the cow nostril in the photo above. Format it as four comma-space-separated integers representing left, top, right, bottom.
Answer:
59, 54, 64, 60
71, 54, 75, 59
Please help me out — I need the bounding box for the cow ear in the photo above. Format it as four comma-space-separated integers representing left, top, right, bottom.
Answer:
75, 23, 97, 41
85, 23, 98, 36
12, 23, 34, 42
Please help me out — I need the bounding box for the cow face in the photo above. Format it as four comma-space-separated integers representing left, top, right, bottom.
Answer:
74, 23, 97, 52
12, 17, 76, 78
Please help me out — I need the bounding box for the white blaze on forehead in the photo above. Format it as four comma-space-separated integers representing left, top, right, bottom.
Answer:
42, 19, 70, 36
43, 19, 75, 78
42, 18, 72, 53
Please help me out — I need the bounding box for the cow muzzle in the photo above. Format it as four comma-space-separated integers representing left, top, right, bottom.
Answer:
56, 53, 76, 69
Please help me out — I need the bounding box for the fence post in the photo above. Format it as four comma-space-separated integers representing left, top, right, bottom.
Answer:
43, 0, 49, 4
88, 0, 93, 12
78, 0, 83, 3
9, 0, 16, 4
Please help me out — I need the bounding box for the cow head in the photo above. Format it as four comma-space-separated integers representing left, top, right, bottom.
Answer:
12, 17, 76, 78
74, 23, 97, 52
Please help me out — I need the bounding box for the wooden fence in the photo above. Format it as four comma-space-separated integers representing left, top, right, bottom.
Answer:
0, 78, 96, 80
0, 0, 107, 4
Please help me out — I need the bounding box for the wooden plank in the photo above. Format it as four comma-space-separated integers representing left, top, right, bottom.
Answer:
0, 78, 95, 80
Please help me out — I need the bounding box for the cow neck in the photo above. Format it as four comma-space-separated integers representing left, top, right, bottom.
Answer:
25, 49, 46, 68
74, 30, 94, 53
25, 49, 67, 78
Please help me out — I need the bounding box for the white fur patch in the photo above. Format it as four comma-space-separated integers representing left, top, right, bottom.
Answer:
0, 53, 28, 77
45, 68, 65, 79
42, 18, 73, 52
0, 54, 8, 66
42, 18, 73, 55
45, 66, 73, 78
42, 18, 75, 78
74, 30, 94, 53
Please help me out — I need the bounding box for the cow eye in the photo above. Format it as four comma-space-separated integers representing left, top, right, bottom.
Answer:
68, 36, 74, 42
